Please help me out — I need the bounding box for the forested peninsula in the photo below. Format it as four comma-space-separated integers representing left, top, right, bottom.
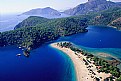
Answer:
0, 7, 121, 50
0, 16, 88, 49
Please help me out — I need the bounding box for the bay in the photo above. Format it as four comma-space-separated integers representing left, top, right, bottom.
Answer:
0, 45, 76, 81
0, 26, 121, 81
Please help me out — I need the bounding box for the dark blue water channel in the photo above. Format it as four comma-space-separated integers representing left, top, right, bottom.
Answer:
0, 26, 121, 81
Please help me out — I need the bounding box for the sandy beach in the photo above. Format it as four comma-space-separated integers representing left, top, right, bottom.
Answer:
50, 42, 111, 81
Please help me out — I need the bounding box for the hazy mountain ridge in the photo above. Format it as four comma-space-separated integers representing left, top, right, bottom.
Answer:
22, 7, 61, 16
22, 7, 70, 19
63, 7, 121, 29
16, 7, 121, 30
64, 0, 121, 15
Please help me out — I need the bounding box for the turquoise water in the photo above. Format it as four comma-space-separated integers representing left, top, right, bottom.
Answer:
0, 26, 121, 81
50, 46, 77, 81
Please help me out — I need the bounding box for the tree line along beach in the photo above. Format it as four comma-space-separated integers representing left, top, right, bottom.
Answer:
50, 42, 121, 81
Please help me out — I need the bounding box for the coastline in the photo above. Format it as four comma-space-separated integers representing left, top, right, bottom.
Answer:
50, 42, 111, 81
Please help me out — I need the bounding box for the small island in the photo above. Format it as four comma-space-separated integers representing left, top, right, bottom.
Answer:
50, 42, 121, 81
23, 49, 30, 57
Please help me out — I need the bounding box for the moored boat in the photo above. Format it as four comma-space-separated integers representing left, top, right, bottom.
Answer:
16, 54, 21, 56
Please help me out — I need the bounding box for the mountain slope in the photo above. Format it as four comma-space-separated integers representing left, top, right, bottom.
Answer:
16, 7, 121, 30
14, 16, 49, 29
22, 7, 61, 16
109, 17, 121, 30
89, 7, 121, 27
64, 0, 121, 15
65, 7, 121, 29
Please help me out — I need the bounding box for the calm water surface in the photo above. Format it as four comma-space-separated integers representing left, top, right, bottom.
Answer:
0, 26, 121, 81
57, 26, 121, 60
0, 45, 76, 81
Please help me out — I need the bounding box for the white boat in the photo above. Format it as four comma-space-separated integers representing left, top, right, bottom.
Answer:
16, 54, 21, 56
19, 47, 22, 49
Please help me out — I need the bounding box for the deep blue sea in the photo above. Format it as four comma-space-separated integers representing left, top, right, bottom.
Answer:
0, 25, 121, 80
0, 45, 76, 81
0, 14, 29, 32
0, 14, 69, 32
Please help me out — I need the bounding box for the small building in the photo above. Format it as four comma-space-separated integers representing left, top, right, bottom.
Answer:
96, 66, 102, 70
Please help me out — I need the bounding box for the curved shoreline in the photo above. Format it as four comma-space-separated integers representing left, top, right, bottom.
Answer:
50, 42, 111, 81
50, 43, 93, 81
